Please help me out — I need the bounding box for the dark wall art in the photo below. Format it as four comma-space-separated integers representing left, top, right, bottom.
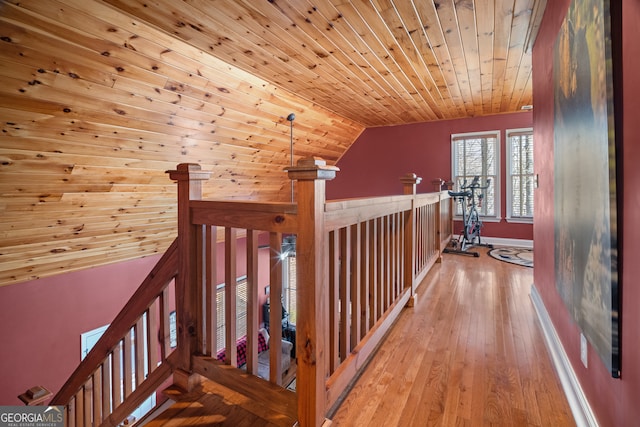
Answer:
553, 0, 620, 377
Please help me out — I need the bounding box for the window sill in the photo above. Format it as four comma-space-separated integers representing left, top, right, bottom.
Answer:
506, 217, 534, 224
453, 216, 502, 223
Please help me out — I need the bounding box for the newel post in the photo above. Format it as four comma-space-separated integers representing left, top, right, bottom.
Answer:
444, 180, 454, 253
431, 179, 445, 261
286, 157, 339, 427
400, 173, 422, 307
167, 164, 211, 378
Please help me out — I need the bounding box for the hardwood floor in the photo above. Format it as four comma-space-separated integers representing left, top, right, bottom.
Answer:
329, 248, 576, 427
146, 368, 298, 427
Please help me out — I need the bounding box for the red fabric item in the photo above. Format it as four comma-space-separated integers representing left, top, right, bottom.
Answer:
216, 331, 269, 366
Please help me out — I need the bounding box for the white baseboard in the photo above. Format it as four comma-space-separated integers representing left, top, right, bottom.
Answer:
530, 285, 598, 427
483, 236, 533, 248
451, 235, 533, 248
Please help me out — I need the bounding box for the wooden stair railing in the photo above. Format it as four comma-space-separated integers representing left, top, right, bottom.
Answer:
50, 239, 179, 427
320, 175, 450, 412
168, 164, 298, 386
168, 158, 453, 426
48, 158, 453, 427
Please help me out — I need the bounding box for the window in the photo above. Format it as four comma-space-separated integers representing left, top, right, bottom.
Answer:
507, 129, 534, 221
283, 254, 297, 325
216, 277, 248, 351
80, 322, 156, 420
451, 131, 500, 219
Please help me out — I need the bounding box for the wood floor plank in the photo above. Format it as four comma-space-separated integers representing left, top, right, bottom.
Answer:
141, 248, 573, 426
330, 248, 575, 426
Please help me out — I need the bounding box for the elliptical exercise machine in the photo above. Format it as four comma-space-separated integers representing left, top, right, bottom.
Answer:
444, 176, 493, 257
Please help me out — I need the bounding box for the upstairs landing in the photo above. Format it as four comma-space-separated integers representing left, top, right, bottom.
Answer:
146, 358, 298, 427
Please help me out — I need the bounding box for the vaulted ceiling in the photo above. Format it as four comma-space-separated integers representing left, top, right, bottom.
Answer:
0, 0, 546, 286
104, 0, 544, 125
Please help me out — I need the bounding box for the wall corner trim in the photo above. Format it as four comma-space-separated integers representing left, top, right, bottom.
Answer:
530, 284, 599, 427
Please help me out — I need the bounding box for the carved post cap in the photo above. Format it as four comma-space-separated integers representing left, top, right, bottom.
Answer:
18, 386, 52, 406
400, 173, 422, 185
400, 173, 422, 195
166, 163, 212, 182
431, 178, 444, 192
286, 156, 339, 181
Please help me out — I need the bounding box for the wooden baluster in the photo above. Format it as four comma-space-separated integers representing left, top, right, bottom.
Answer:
424, 205, 430, 263
195, 222, 205, 355
419, 205, 425, 269
375, 217, 384, 320
225, 227, 238, 367
444, 180, 455, 247
67, 396, 76, 427
74, 390, 83, 427
83, 384, 92, 427
112, 342, 123, 408
360, 220, 370, 339
135, 318, 146, 386
287, 157, 338, 427
246, 230, 260, 376
339, 227, 350, 360
93, 369, 103, 425
349, 223, 361, 350
420, 204, 425, 268
368, 219, 377, 328
159, 288, 171, 360
380, 217, 387, 310
328, 230, 340, 373
431, 204, 438, 259
205, 225, 217, 357
268, 232, 283, 384
123, 330, 133, 399
148, 304, 160, 372
401, 173, 421, 306
424, 205, 429, 263
390, 215, 395, 302
396, 213, 401, 299
102, 358, 112, 420
421, 206, 426, 270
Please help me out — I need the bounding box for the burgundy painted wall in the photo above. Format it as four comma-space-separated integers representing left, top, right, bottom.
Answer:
0, 255, 161, 405
533, 1, 640, 425
0, 236, 273, 406
327, 113, 534, 240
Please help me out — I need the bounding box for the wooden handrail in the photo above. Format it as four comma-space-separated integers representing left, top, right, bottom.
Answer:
190, 200, 298, 233
324, 195, 414, 229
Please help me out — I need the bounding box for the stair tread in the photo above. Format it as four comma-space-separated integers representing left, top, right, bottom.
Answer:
148, 358, 297, 427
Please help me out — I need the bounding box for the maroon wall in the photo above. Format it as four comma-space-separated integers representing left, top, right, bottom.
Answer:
0, 255, 160, 405
533, 0, 640, 425
327, 113, 534, 240
0, 236, 273, 406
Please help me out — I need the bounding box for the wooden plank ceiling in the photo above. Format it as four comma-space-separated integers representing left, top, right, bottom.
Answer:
0, 0, 546, 286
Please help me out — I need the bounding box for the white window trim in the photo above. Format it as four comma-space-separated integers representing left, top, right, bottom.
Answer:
450, 130, 501, 221
506, 128, 534, 223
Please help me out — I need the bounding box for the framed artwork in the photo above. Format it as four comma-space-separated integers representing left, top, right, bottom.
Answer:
553, 0, 620, 377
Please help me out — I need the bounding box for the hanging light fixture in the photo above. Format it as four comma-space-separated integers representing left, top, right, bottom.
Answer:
287, 113, 295, 203
284, 113, 296, 258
